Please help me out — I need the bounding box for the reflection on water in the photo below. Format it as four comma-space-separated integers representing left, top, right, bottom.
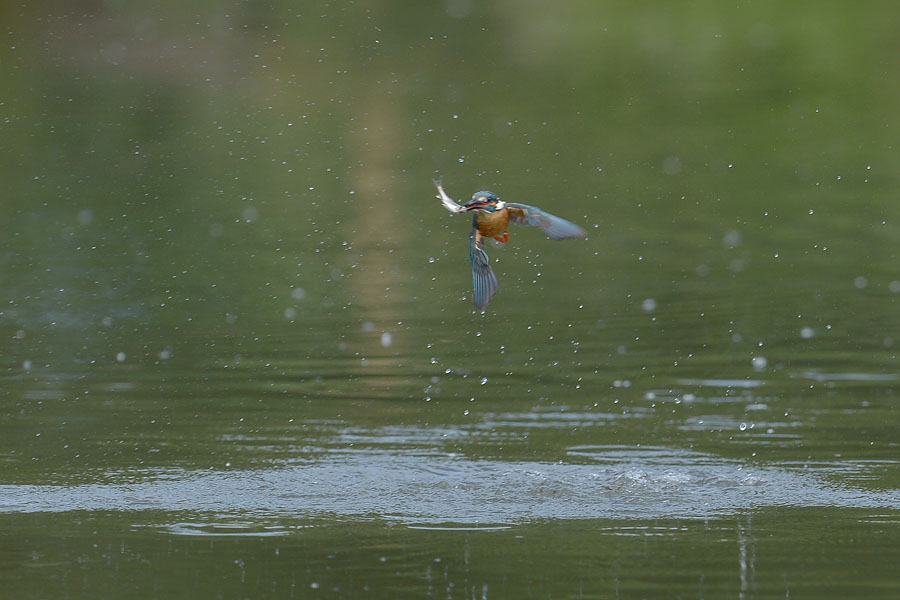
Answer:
160, 521, 304, 537
801, 371, 899, 382
2, 342, 899, 599
4, 506, 896, 599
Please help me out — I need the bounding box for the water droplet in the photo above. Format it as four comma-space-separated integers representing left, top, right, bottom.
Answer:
723, 229, 742, 248
77, 209, 93, 226
241, 206, 259, 222
662, 156, 681, 175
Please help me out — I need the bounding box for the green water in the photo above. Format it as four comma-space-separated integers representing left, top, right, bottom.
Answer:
2, 2, 900, 597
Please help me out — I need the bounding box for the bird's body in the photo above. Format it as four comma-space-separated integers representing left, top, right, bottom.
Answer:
434, 180, 586, 311
474, 208, 510, 240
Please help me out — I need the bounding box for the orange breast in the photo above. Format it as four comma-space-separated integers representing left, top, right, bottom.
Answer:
476, 209, 510, 238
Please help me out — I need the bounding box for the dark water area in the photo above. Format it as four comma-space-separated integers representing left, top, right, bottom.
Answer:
2, 2, 900, 597
3, 509, 898, 598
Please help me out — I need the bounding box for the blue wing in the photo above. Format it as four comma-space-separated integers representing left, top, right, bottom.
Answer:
505, 203, 586, 240
469, 226, 499, 311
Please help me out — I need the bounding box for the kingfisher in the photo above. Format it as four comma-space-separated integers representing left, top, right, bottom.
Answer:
434, 179, 586, 312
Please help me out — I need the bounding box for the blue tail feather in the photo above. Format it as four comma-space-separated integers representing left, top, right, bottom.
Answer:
469, 227, 499, 311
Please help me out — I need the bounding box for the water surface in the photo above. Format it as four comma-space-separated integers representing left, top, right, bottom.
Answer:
2, 2, 900, 598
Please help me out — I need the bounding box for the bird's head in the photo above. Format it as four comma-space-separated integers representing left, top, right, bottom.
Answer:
463, 191, 506, 212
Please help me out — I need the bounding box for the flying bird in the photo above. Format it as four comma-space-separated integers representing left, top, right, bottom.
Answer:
435, 179, 586, 311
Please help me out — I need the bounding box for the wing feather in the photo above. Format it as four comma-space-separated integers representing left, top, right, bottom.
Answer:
506, 203, 586, 240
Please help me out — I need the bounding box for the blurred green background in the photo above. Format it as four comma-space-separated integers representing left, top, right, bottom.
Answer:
2, 1, 900, 598
4, 0, 900, 361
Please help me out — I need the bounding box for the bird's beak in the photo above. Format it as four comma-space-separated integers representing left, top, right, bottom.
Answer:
463, 201, 491, 212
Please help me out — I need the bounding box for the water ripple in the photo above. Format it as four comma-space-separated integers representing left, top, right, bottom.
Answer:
1, 448, 897, 524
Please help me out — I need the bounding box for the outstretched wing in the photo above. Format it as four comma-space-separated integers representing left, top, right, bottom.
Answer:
434, 179, 466, 214
506, 202, 586, 240
470, 226, 499, 311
